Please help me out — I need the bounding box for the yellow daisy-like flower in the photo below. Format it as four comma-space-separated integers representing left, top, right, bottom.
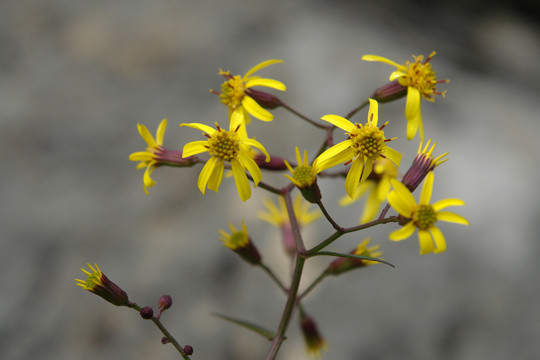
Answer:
180, 121, 269, 202
339, 158, 398, 223
75, 264, 130, 307
284, 147, 320, 188
388, 172, 468, 255
258, 195, 321, 228
362, 52, 448, 141
218, 221, 261, 265
313, 99, 401, 198
129, 119, 168, 195
212, 59, 286, 127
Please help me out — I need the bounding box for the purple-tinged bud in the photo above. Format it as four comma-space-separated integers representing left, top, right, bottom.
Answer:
254, 154, 290, 171
140, 306, 154, 319
158, 295, 173, 312
401, 139, 448, 192
161, 337, 170, 344
75, 264, 130, 307
183, 345, 194, 355
370, 80, 407, 103
327, 239, 382, 275
299, 313, 327, 358
219, 222, 262, 265
245, 88, 282, 109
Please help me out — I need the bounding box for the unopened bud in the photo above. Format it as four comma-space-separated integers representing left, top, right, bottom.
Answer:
245, 88, 282, 109
140, 306, 154, 319
158, 295, 173, 312
183, 345, 194, 355
254, 154, 289, 171
370, 80, 407, 103
161, 337, 170, 344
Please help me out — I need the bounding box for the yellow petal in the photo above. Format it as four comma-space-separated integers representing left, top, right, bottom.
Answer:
129, 151, 154, 162
242, 96, 273, 121
320, 114, 354, 132
313, 140, 353, 172
361, 190, 382, 223
377, 177, 391, 201
433, 198, 466, 211
156, 119, 168, 145
180, 122, 216, 135
360, 157, 373, 183
387, 189, 414, 218
182, 140, 208, 157
207, 161, 224, 192
367, 99, 379, 126
389, 70, 406, 81
389, 222, 416, 241
345, 157, 364, 198
405, 87, 421, 140
230, 108, 245, 130
245, 78, 286, 91
418, 230, 435, 255
389, 179, 416, 210
243, 138, 270, 162
137, 123, 157, 148
197, 156, 219, 194
430, 226, 447, 253
231, 158, 251, 202
436, 211, 469, 225
419, 172, 434, 205
361, 54, 402, 68
243, 59, 283, 79
383, 146, 402, 167
238, 151, 262, 185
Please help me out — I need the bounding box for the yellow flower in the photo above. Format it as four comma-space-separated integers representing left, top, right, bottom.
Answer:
401, 139, 448, 192
362, 52, 448, 141
339, 158, 398, 223
218, 221, 261, 265
327, 238, 383, 275
129, 119, 168, 195
211, 59, 286, 126
284, 147, 322, 203
388, 172, 468, 254
180, 121, 269, 202
75, 264, 130, 306
313, 99, 401, 198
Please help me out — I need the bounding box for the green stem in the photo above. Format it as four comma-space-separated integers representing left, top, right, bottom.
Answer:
316, 199, 343, 231
259, 263, 288, 294
128, 303, 191, 359
298, 271, 328, 300
280, 101, 326, 129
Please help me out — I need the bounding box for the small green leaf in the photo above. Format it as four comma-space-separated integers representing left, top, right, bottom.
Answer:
311, 251, 395, 267
212, 313, 278, 340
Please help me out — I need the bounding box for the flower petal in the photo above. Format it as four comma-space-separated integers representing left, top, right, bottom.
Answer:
419, 171, 434, 205
156, 119, 168, 145
231, 158, 251, 202
389, 222, 416, 241
182, 140, 209, 158
405, 87, 421, 139
242, 138, 270, 162
242, 96, 273, 121
243, 59, 283, 79
430, 226, 447, 253
180, 122, 216, 135
436, 211, 469, 225
418, 229, 435, 255
383, 146, 402, 167
238, 151, 262, 185
387, 190, 414, 218
389, 70, 406, 81
230, 108, 245, 130
361, 189, 382, 223
432, 198, 466, 211
207, 161, 224, 192
361, 54, 402, 68
367, 98, 379, 126
313, 140, 353, 172
360, 157, 373, 183
345, 157, 364, 198
389, 179, 416, 212
129, 151, 154, 162
320, 114, 354, 132
197, 156, 219, 194
137, 123, 157, 148
245, 78, 286, 91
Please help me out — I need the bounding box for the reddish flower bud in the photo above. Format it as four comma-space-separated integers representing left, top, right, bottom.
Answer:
158, 295, 173, 312
183, 345, 194, 355
245, 88, 282, 109
140, 306, 154, 319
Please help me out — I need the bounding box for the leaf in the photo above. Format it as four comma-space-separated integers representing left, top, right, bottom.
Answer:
212, 313, 280, 341
311, 251, 395, 267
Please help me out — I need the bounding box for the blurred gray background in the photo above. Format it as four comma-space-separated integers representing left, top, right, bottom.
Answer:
2, 0, 540, 359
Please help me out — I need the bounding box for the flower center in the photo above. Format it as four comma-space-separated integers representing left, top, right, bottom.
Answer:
412, 204, 437, 230
227, 231, 249, 249
219, 75, 246, 109
349, 124, 386, 160
292, 166, 317, 187
398, 54, 438, 100
208, 129, 241, 162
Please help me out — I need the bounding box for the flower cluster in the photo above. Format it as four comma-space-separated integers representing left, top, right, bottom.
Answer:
80, 52, 468, 360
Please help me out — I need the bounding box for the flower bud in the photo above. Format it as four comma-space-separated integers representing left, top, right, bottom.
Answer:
75, 264, 130, 307
158, 295, 173, 312
299, 312, 327, 358
327, 239, 382, 275
140, 306, 154, 319
183, 345, 194, 355
161, 337, 170, 344
245, 88, 282, 109
254, 153, 289, 171
219, 222, 261, 265
370, 80, 407, 103
401, 139, 448, 192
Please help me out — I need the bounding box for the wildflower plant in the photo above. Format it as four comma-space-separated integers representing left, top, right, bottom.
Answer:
78, 54, 468, 359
